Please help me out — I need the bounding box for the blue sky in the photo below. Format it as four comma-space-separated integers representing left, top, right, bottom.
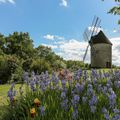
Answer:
0, 0, 120, 65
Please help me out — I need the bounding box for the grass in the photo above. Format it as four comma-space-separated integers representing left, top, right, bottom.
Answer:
0, 84, 22, 105
0, 84, 22, 120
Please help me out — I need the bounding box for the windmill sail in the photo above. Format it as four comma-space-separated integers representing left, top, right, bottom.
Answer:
83, 44, 89, 62
82, 16, 101, 62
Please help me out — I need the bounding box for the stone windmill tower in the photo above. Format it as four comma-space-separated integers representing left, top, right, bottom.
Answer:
83, 16, 112, 68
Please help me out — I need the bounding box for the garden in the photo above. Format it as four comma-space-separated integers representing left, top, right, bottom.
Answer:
1, 69, 120, 120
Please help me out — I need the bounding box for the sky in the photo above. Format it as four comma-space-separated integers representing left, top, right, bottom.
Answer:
0, 0, 120, 65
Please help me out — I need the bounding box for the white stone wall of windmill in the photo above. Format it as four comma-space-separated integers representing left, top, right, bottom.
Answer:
83, 16, 112, 68
91, 42, 112, 68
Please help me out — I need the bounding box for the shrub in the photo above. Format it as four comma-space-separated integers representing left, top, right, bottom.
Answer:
0, 55, 23, 84
30, 59, 51, 74
11, 66, 24, 83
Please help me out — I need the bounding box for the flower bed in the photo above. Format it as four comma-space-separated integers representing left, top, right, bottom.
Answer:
3, 69, 120, 120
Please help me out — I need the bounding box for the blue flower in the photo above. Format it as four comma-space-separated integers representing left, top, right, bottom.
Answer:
90, 105, 96, 113
109, 91, 116, 109
89, 95, 98, 106
40, 106, 45, 116
61, 91, 66, 98
61, 99, 68, 111
113, 108, 120, 114
30, 80, 36, 91
87, 84, 94, 96
72, 109, 78, 120
104, 113, 110, 120
112, 114, 120, 120
102, 107, 107, 113
75, 82, 84, 94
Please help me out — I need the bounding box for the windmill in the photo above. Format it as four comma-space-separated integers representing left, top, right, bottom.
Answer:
83, 16, 101, 63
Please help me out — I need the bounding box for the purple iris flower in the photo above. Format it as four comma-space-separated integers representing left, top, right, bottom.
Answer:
104, 113, 110, 120
109, 91, 116, 109
40, 106, 45, 116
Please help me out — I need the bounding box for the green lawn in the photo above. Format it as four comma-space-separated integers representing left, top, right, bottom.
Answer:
0, 84, 22, 105
0, 84, 22, 120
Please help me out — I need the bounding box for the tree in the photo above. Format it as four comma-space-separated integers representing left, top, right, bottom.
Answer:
0, 33, 6, 54
102, 0, 120, 24
5, 32, 35, 59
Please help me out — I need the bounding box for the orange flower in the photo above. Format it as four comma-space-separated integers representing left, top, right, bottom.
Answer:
30, 108, 36, 118
34, 98, 41, 107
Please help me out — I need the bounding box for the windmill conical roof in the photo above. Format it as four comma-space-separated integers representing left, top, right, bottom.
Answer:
90, 30, 112, 45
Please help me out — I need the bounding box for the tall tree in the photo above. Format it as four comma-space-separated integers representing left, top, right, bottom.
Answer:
5, 32, 34, 59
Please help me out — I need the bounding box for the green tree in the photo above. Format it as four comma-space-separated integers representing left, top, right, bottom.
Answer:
36, 45, 55, 61
5, 32, 35, 59
36, 45, 66, 71
0, 33, 6, 54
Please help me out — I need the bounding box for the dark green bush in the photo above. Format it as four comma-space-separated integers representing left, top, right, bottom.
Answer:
30, 59, 51, 74
0, 55, 23, 83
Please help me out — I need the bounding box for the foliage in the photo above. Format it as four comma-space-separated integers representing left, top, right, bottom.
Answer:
0, 55, 9, 84
0, 55, 23, 84
30, 59, 51, 74
66, 60, 87, 71
3, 69, 120, 120
5, 32, 34, 59
0, 31, 94, 84
52, 60, 67, 71
22, 58, 33, 71
11, 66, 24, 83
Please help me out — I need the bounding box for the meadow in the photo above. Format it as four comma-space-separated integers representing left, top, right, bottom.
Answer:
0, 69, 120, 120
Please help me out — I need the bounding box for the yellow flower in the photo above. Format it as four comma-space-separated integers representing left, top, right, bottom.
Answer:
34, 98, 41, 107
30, 108, 36, 118
30, 108, 36, 114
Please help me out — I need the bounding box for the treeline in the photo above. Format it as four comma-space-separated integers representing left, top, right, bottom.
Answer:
0, 32, 87, 84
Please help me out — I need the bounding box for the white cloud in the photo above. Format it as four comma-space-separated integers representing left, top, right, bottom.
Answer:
60, 0, 68, 7
110, 37, 120, 66
58, 39, 90, 62
43, 34, 65, 41
55, 35, 64, 40
43, 34, 55, 40
0, 0, 15, 4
